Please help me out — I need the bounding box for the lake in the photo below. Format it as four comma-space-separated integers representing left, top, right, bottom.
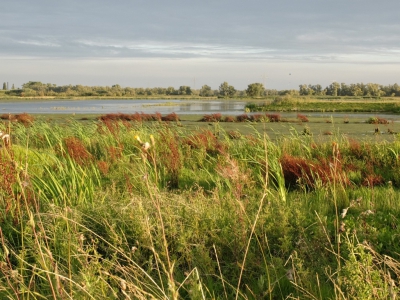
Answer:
0, 99, 245, 115
1, 99, 399, 122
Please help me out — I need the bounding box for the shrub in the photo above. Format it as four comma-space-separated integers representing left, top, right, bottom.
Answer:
236, 114, 250, 122
200, 113, 222, 122
297, 114, 309, 122
366, 117, 389, 124
224, 115, 235, 122
162, 112, 180, 122
265, 113, 281, 122
251, 114, 266, 122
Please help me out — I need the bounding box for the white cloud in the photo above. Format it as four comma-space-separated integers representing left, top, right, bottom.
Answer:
17, 39, 60, 47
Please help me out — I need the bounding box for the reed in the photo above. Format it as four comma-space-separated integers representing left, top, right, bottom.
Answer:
0, 118, 399, 299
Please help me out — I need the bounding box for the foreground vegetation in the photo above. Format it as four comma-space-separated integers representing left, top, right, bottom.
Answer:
0, 115, 400, 299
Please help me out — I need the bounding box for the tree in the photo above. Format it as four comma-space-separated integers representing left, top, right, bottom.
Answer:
349, 84, 363, 96
219, 82, 236, 98
178, 86, 192, 95
327, 82, 340, 96
246, 83, 264, 97
199, 85, 213, 97
2, 82, 6, 90
166, 86, 177, 95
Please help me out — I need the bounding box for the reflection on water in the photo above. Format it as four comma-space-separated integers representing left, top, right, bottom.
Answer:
0, 99, 247, 115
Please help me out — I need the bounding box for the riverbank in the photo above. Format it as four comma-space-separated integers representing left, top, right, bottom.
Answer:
246, 98, 400, 113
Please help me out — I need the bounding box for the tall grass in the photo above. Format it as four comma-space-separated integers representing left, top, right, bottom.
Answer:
0, 118, 399, 299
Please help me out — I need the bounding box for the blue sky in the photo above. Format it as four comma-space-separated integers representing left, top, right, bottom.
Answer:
1, 0, 399, 90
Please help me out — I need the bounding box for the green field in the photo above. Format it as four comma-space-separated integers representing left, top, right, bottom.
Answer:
0, 114, 399, 299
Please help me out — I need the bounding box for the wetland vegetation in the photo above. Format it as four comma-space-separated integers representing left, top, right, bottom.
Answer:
0, 112, 399, 299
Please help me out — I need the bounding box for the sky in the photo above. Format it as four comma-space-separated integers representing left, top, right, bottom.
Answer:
1, 0, 400, 90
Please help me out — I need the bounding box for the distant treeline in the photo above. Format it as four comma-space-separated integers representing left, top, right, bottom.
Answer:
2, 81, 400, 98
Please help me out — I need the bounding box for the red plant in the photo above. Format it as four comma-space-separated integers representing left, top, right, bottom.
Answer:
63, 137, 92, 165
161, 113, 180, 122
280, 153, 349, 189
97, 161, 109, 175
251, 114, 265, 122
348, 139, 363, 159
184, 129, 226, 155
224, 116, 235, 122
0, 113, 34, 125
99, 119, 121, 135
236, 114, 250, 122
158, 130, 182, 189
362, 174, 384, 187
297, 114, 309, 122
107, 144, 124, 162
227, 130, 241, 139
265, 113, 281, 122
0, 148, 35, 221
200, 113, 222, 122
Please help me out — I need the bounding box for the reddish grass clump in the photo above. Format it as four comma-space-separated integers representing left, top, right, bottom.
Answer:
107, 144, 124, 162
63, 137, 92, 165
227, 130, 241, 139
184, 129, 226, 155
16, 113, 35, 125
265, 113, 281, 122
162, 113, 180, 122
158, 130, 182, 189
362, 174, 384, 187
97, 119, 121, 136
200, 113, 222, 122
0, 152, 17, 200
251, 114, 265, 122
236, 114, 251, 122
99, 112, 163, 123
0, 148, 35, 220
348, 139, 364, 159
297, 114, 309, 122
0, 113, 34, 125
97, 161, 109, 175
367, 117, 389, 124
224, 116, 235, 122
280, 153, 349, 189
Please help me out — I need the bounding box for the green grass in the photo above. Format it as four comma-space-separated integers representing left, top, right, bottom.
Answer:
0, 118, 399, 299
247, 98, 400, 113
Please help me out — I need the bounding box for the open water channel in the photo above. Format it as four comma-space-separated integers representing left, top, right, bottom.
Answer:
1, 99, 400, 122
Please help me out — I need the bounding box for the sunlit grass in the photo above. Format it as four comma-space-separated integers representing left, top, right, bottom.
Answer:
0, 117, 399, 299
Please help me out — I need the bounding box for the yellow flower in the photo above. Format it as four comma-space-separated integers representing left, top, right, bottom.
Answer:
150, 134, 155, 147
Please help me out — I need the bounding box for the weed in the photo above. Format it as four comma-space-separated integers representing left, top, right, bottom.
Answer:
297, 114, 309, 122
63, 136, 93, 165
200, 113, 222, 122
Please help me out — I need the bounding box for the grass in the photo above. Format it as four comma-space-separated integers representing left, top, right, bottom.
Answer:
0, 115, 399, 299
246, 97, 400, 113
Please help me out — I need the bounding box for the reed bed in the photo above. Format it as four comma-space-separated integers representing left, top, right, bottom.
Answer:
0, 117, 399, 299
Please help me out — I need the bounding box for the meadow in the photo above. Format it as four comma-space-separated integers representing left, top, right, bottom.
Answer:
0, 112, 399, 299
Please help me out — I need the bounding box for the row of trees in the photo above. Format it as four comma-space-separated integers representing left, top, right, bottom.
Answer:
2, 82, 14, 90
3, 81, 400, 98
298, 82, 400, 97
